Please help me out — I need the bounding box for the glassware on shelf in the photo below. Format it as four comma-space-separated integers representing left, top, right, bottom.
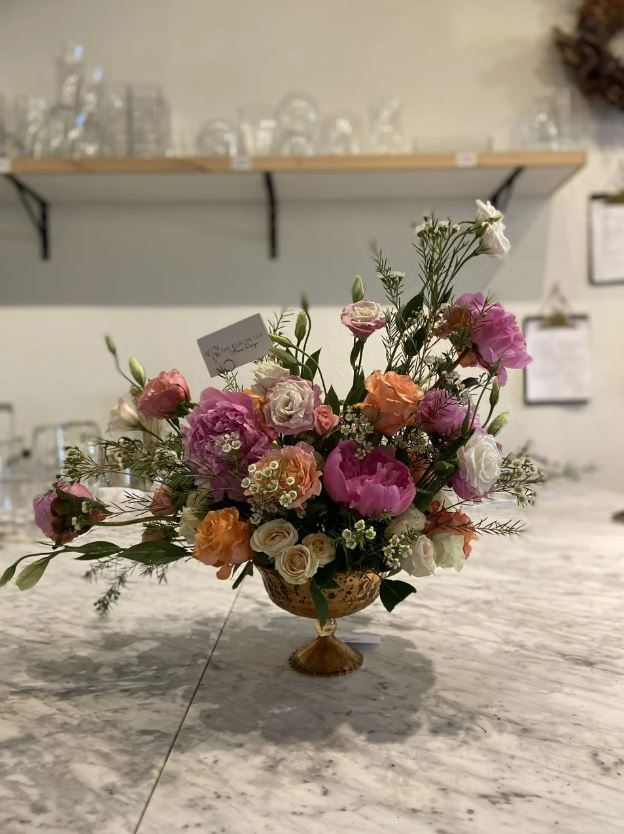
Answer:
320, 111, 362, 155
273, 93, 318, 155
238, 104, 276, 157
103, 83, 131, 156
0, 403, 14, 447
128, 83, 170, 157
369, 96, 405, 154
196, 118, 242, 156
65, 66, 112, 158
514, 94, 569, 150
11, 96, 48, 157
33, 42, 85, 158
31, 420, 100, 479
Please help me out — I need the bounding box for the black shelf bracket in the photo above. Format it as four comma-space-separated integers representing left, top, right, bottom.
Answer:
4, 173, 50, 260
263, 171, 278, 259
488, 166, 525, 213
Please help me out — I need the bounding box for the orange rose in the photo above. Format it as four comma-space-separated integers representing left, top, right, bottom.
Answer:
193, 507, 253, 579
424, 509, 477, 557
248, 442, 321, 510
362, 371, 424, 435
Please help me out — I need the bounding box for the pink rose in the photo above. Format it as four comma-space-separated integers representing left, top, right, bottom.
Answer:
324, 440, 416, 518
341, 299, 386, 341
137, 370, 191, 419
314, 405, 340, 436
264, 376, 321, 436
150, 486, 175, 517
184, 387, 272, 501
33, 482, 98, 545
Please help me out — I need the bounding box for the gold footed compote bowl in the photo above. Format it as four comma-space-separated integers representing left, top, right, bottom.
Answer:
258, 566, 381, 676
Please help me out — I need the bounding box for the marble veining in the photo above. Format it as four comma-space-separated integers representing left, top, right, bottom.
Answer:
1, 485, 624, 833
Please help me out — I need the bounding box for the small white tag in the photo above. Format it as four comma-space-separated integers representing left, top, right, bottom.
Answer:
454, 150, 478, 168
197, 314, 270, 377
231, 155, 251, 171
0, 158, 11, 174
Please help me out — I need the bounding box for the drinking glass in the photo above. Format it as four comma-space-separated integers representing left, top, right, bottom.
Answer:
320, 112, 362, 155
369, 97, 405, 153
0, 403, 14, 446
34, 42, 85, 158
274, 93, 318, 155
128, 83, 170, 157
66, 66, 112, 158
238, 104, 276, 156
11, 96, 48, 157
31, 420, 100, 478
196, 118, 242, 156
515, 95, 563, 149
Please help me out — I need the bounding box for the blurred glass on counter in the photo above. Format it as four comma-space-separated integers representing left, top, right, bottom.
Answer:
320, 111, 362, 155
369, 97, 405, 153
238, 103, 276, 156
196, 118, 241, 156
31, 420, 100, 479
274, 93, 318, 155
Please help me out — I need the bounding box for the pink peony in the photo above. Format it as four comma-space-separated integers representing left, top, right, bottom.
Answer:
443, 293, 531, 385
137, 370, 191, 419
184, 388, 272, 501
33, 482, 97, 545
314, 405, 340, 436
418, 389, 474, 437
324, 440, 416, 518
264, 376, 321, 436
341, 299, 387, 341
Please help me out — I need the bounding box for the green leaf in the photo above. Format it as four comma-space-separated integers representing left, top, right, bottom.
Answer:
379, 578, 416, 612
403, 325, 427, 357
349, 340, 363, 368
15, 556, 54, 591
118, 540, 189, 566
1, 551, 54, 588
397, 291, 424, 331
325, 386, 341, 415
269, 347, 299, 375
301, 349, 321, 381
64, 541, 122, 558
313, 561, 339, 590
232, 561, 254, 590
309, 581, 329, 627
344, 371, 365, 406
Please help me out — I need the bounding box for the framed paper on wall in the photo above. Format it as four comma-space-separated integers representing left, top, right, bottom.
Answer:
523, 315, 591, 406
589, 194, 624, 286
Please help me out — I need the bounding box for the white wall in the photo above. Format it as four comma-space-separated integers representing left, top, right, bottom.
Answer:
1, 0, 623, 486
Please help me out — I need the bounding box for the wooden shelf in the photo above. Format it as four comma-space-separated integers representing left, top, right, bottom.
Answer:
0, 150, 586, 259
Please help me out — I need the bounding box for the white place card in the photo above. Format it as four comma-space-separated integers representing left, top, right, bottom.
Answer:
454, 150, 478, 168
0, 158, 11, 174
197, 313, 270, 377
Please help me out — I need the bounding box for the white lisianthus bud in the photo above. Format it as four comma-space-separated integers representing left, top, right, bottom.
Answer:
302, 532, 336, 566
351, 274, 365, 302
295, 310, 308, 342
431, 533, 465, 572
251, 358, 290, 395
474, 199, 510, 257
384, 506, 426, 539
274, 544, 320, 585
128, 357, 147, 386
108, 398, 141, 431
251, 519, 298, 557
400, 535, 436, 577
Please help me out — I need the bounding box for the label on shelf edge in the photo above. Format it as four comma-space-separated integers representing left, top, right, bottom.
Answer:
454, 151, 478, 168
231, 155, 252, 171
0, 158, 11, 174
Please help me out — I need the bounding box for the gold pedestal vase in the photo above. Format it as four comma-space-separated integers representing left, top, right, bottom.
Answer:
258, 566, 381, 676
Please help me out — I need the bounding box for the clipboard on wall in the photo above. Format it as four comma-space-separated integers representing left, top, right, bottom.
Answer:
523, 305, 591, 406
589, 193, 624, 286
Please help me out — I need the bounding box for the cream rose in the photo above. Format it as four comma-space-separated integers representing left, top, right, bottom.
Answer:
400, 534, 436, 577
264, 377, 321, 435
179, 489, 211, 545
475, 199, 510, 257
274, 544, 319, 585
455, 431, 502, 499
302, 532, 336, 566
432, 533, 465, 572
384, 506, 426, 539
251, 358, 290, 395
251, 519, 298, 557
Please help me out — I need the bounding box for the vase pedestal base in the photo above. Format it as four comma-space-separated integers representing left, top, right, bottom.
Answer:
288, 632, 363, 676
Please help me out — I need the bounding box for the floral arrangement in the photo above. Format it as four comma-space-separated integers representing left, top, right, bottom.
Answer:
1, 200, 543, 625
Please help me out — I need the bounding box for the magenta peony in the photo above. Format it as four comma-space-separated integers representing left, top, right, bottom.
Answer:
324, 440, 416, 518
137, 370, 191, 419
184, 388, 272, 500
418, 389, 473, 437
33, 482, 97, 545
444, 293, 531, 385
340, 299, 387, 341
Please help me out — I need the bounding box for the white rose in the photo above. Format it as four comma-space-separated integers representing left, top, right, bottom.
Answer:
251, 359, 290, 395
457, 431, 502, 498
266, 377, 318, 434
179, 489, 211, 545
475, 199, 510, 257
302, 532, 336, 566
108, 398, 141, 431
432, 533, 465, 572
275, 544, 319, 585
384, 506, 426, 540
400, 534, 436, 577
251, 519, 298, 557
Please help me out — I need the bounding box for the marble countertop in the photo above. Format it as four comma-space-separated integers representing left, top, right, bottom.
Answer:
1, 484, 623, 834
